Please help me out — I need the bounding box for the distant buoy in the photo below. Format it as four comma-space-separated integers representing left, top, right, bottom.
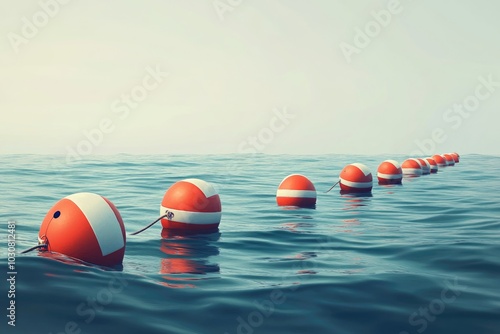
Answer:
432, 154, 447, 167
425, 157, 438, 173
276, 174, 316, 208
339, 163, 373, 193
417, 158, 431, 175
377, 160, 402, 185
451, 152, 460, 163
443, 154, 455, 166
37, 192, 126, 267
402, 159, 422, 176
160, 179, 221, 232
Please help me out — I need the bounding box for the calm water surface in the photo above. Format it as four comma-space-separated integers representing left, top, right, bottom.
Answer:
0, 154, 499, 334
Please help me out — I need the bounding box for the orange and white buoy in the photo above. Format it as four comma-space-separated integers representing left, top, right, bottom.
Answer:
417, 158, 431, 175
450, 152, 460, 163
37, 192, 126, 267
425, 157, 438, 173
377, 160, 402, 185
276, 174, 317, 208
432, 154, 447, 167
401, 159, 423, 176
339, 163, 373, 193
160, 179, 222, 232
443, 154, 455, 166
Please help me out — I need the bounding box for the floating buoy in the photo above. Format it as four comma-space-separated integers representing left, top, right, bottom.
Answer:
425, 157, 438, 173
443, 154, 455, 166
377, 160, 402, 185
417, 158, 431, 175
160, 178, 221, 232
276, 174, 316, 208
339, 163, 373, 193
401, 159, 422, 176
36, 192, 126, 267
432, 154, 447, 167
450, 152, 460, 163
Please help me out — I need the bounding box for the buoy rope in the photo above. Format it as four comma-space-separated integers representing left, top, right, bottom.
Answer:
130, 214, 168, 235
20, 244, 47, 254
325, 181, 340, 193
20, 213, 58, 254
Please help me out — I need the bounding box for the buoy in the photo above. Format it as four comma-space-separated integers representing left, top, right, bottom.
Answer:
417, 158, 431, 175
401, 159, 422, 176
339, 163, 373, 193
450, 152, 460, 163
425, 157, 438, 173
276, 174, 316, 208
443, 154, 455, 166
377, 160, 402, 185
432, 154, 447, 167
160, 178, 221, 232
36, 192, 126, 267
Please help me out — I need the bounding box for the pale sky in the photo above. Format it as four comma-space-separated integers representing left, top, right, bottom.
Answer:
1, 0, 499, 156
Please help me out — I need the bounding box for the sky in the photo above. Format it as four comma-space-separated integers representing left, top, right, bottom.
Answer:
1, 0, 499, 156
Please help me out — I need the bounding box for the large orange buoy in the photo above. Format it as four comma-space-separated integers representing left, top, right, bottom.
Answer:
443, 154, 455, 166
37, 192, 126, 267
377, 160, 402, 185
417, 158, 431, 175
401, 159, 422, 176
432, 154, 447, 167
160, 179, 221, 232
450, 152, 460, 163
339, 163, 373, 193
276, 174, 316, 208
425, 157, 438, 173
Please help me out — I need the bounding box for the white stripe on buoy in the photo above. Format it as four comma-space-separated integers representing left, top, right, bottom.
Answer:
338, 178, 373, 188
160, 205, 222, 225
66, 193, 124, 256
402, 168, 422, 175
377, 172, 403, 180
351, 163, 371, 176
276, 189, 317, 198
182, 178, 218, 198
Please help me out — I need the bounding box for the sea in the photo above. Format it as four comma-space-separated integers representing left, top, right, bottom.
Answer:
0, 154, 499, 334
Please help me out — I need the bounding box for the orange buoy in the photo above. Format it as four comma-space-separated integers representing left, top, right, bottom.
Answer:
425, 157, 438, 173
417, 158, 431, 175
401, 159, 422, 176
450, 152, 460, 163
37, 192, 126, 267
160, 179, 221, 232
432, 154, 447, 167
276, 174, 316, 208
339, 163, 373, 193
377, 160, 402, 185
443, 154, 455, 166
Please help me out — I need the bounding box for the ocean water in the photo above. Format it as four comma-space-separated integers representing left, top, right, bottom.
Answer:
1, 154, 499, 334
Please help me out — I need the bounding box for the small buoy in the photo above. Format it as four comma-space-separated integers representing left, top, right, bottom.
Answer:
443, 154, 455, 166
160, 179, 222, 232
276, 174, 316, 208
425, 157, 438, 173
417, 158, 431, 175
401, 159, 422, 176
377, 160, 402, 185
450, 152, 460, 163
432, 154, 447, 167
339, 163, 373, 193
36, 192, 126, 267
